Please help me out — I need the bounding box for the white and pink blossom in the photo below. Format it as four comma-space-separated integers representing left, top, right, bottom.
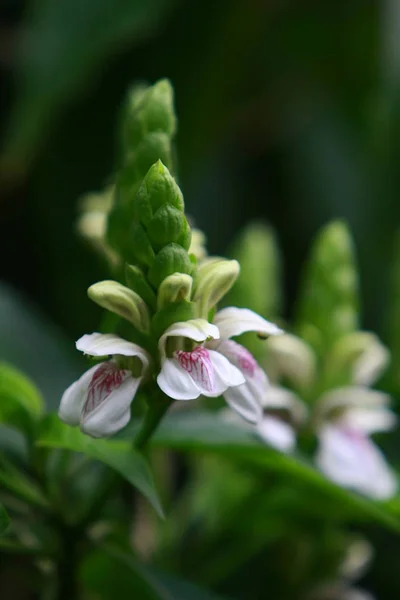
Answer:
157, 308, 283, 423
59, 333, 151, 438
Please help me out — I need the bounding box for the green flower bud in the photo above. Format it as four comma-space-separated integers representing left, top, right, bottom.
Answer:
157, 273, 193, 309
88, 280, 150, 333
124, 79, 176, 149
148, 243, 194, 289
295, 220, 359, 355
125, 264, 157, 311
134, 132, 174, 181
135, 161, 184, 221
147, 204, 185, 248
107, 79, 177, 261
193, 258, 240, 318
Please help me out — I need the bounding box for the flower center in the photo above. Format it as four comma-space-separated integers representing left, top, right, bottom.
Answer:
84, 361, 130, 416
176, 346, 215, 392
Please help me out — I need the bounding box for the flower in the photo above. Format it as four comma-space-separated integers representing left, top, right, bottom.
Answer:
315, 387, 397, 500
256, 386, 307, 452
59, 333, 151, 438
222, 385, 306, 453
264, 331, 397, 499
157, 308, 283, 423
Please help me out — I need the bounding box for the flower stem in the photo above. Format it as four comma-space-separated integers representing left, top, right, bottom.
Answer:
134, 392, 171, 451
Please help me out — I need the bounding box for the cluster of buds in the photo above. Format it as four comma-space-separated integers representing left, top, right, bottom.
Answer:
60, 80, 283, 440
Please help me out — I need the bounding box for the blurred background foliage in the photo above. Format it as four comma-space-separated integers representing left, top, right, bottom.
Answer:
2, 0, 400, 598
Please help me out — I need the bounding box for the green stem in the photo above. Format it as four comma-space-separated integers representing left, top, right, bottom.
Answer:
134, 392, 171, 451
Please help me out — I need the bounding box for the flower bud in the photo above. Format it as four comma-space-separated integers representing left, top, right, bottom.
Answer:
148, 243, 194, 289
133, 132, 174, 181
88, 281, 150, 333
157, 273, 193, 309
327, 331, 389, 388
123, 79, 176, 149
266, 333, 316, 389
135, 160, 184, 222
193, 258, 240, 318
106, 79, 177, 262
147, 204, 185, 248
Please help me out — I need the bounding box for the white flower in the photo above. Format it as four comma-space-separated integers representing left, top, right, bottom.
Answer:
157, 308, 283, 424
315, 387, 397, 499
59, 333, 151, 438
256, 386, 307, 452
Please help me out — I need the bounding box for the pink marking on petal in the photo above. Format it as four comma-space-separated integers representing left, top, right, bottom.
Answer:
176, 346, 215, 392
220, 340, 258, 377
84, 362, 130, 416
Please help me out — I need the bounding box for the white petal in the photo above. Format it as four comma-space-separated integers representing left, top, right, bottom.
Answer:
257, 415, 296, 452
157, 358, 202, 400
58, 364, 100, 426
217, 340, 268, 388
353, 339, 390, 386
262, 386, 308, 424
81, 368, 141, 438
316, 386, 391, 420
76, 333, 150, 367
343, 407, 396, 434
316, 424, 397, 500
213, 307, 283, 341
158, 319, 220, 358
208, 349, 246, 395
223, 383, 262, 424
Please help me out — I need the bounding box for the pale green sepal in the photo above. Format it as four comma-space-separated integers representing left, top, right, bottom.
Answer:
88, 281, 150, 333
157, 273, 193, 309
193, 258, 240, 318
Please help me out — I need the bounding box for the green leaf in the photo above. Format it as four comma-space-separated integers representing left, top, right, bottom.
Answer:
37, 414, 163, 517
0, 454, 49, 509
0, 505, 10, 536
81, 546, 228, 600
4, 0, 173, 172
133, 410, 400, 533
0, 362, 44, 435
